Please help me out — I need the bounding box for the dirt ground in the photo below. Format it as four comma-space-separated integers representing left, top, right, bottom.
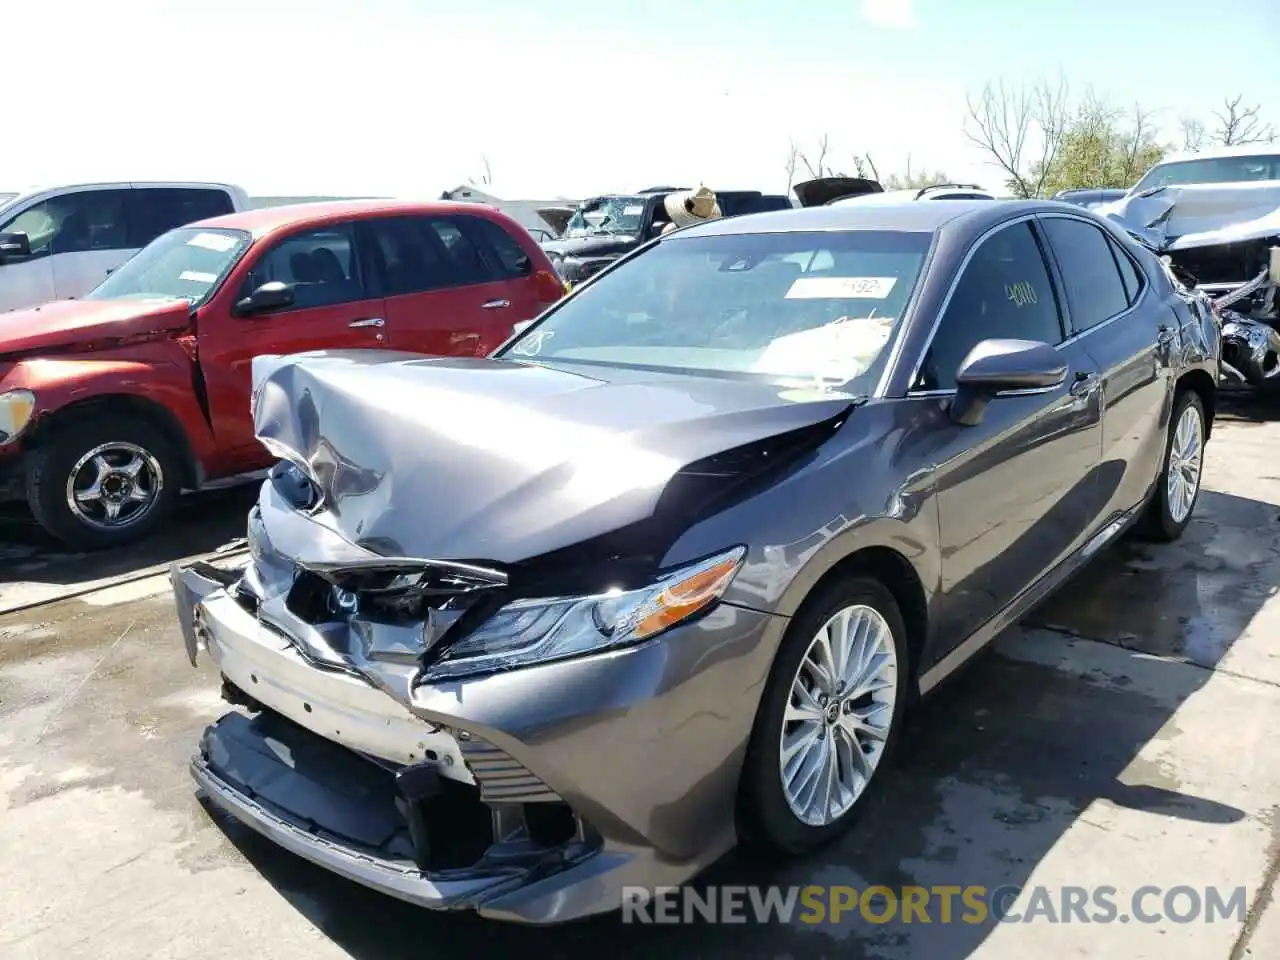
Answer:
2, 402, 1278, 959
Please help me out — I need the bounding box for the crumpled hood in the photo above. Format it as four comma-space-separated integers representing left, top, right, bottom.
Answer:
1098, 182, 1280, 251
540, 234, 639, 259
251, 350, 854, 564
0, 297, 192, 359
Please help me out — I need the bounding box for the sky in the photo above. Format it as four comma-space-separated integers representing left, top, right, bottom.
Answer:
8, 0, 1279, 201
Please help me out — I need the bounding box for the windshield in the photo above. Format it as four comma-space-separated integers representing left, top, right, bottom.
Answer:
563, 196, 648, 237
497, 229, 932, 387
85, 227, 251, 305
1133, 154, 1280, 191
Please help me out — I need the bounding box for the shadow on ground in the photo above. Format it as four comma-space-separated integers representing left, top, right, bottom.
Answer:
197, 484, 1275, 959
0, 484, 258, 599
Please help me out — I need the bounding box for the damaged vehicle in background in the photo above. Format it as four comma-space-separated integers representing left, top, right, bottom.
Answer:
171, 198, 1218, 924
541, 186, 792, 286
1096, 145, 1280, 388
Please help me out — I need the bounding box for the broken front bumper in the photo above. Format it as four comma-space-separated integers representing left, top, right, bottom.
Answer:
170, 558, 783, 923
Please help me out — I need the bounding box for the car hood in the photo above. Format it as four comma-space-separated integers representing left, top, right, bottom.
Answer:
1098, 182, 1280, 250
792, 176, 884, 207
540, 234, 640, 259
0, 296, 193, 360
250, 351, 856, 565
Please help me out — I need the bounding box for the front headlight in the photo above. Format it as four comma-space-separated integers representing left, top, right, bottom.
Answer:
423, 546, 746, 680
0, 389, 36, 444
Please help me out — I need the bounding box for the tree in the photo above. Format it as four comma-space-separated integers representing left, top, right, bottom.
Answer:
1031, 96, 1166, 195
964, 74, 1071, 198
469, 155, 494, 187
882, 154, 952, 190
792, 135, 881, 182
1211, 95, 1275, 146
784, 140, 801, 191
1179, 115, 1207, 152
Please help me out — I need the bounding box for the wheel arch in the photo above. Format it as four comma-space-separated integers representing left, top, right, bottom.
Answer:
24, 394, 200, 489
1176, 368, 1216, 438
781, 544, 930, 684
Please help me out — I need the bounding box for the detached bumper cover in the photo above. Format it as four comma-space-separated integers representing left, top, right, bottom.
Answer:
170, 558, 785, 923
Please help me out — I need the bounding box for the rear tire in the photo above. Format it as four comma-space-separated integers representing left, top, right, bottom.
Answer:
1137, 390, 1206, 543
738, 574, 910, 856
25, 416, 185, 551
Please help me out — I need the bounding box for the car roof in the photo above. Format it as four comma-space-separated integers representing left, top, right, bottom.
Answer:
190, 198, 498, 238
1153, 144, 1280, 165
672, 199, 1035, 238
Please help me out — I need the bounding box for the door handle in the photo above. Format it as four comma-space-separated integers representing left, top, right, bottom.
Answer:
349, 317, 385, 328
481, 299, 511, 310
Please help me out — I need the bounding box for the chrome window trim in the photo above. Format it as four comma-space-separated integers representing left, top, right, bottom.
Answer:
899, 213, 1049, 397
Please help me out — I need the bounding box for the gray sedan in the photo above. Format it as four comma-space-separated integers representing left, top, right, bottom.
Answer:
171, 199, 1220, 924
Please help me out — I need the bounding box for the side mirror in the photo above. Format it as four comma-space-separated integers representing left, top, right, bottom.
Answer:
950, 338, 1067, 426
235, 280, 294, 316
0, 232, 31, 261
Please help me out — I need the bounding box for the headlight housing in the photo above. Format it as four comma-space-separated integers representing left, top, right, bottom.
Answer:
0, 389, 36, 444
423, 546, 746, 680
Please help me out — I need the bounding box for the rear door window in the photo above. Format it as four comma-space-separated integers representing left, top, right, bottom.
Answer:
1040, 216, 1131, 333
463, 216, 533, 278
1108, 236, 1145, 305
129, 188, 235, 247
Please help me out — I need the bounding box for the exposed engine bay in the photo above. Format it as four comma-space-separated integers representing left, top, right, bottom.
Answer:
1097, 184, 1280, 388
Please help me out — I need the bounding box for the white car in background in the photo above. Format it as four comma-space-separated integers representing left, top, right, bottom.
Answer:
0, 181, 250, 312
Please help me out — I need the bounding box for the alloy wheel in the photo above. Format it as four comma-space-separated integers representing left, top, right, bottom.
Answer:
64, 442, 165, 531
779, 603, 898, 827
1167, 403, 1204, 525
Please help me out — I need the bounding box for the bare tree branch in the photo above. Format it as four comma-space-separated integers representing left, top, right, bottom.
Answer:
862, 153, 880, 182
1179, 115, 1207, 153
1212, 94, 1276, 146
1121, 102, 1157, 184
784, 140, 800, 191
798, 134, 832, 178
1028, 73, 1071, 198
964, 74, 1070, 198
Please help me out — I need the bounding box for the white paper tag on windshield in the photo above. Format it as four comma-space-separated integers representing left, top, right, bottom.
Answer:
785, 276, 897, 300
179, 270, 218, 283
187, 232, 236, 252
623, 205, 644, 216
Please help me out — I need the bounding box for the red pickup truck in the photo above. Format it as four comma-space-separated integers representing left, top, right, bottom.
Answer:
0, 199, 564, 549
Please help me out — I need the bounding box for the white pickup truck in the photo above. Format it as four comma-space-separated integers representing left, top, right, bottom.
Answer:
0, 181, 250, 312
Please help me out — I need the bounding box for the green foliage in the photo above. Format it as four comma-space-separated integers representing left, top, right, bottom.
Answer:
1023, 97, 1167, 197
884, 168, 951, 190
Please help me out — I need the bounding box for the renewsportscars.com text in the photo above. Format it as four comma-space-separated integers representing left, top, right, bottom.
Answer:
621, 884, 1248, 925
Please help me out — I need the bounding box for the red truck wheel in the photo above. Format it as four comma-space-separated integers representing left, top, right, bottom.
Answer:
25, 416, 185, 551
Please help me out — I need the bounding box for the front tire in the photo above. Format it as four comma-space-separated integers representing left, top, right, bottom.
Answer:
25, 416, 185, 551
1137, 390, 1206, 542
738, 574, 910, 855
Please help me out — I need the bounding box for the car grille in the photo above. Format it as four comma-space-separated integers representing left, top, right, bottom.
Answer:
458, 735, 560, 803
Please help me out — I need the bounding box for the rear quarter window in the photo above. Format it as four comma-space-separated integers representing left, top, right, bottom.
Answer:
466, 216, 534, 278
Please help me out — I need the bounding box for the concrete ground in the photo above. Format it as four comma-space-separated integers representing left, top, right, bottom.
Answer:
2, 402, 1279, 959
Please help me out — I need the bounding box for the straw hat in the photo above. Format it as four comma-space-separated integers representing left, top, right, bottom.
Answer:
663, 185, 722, 229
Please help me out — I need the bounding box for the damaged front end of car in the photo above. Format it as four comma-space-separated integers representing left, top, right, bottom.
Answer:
171, 350, 854, 923
1100, 187, 1280, 387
